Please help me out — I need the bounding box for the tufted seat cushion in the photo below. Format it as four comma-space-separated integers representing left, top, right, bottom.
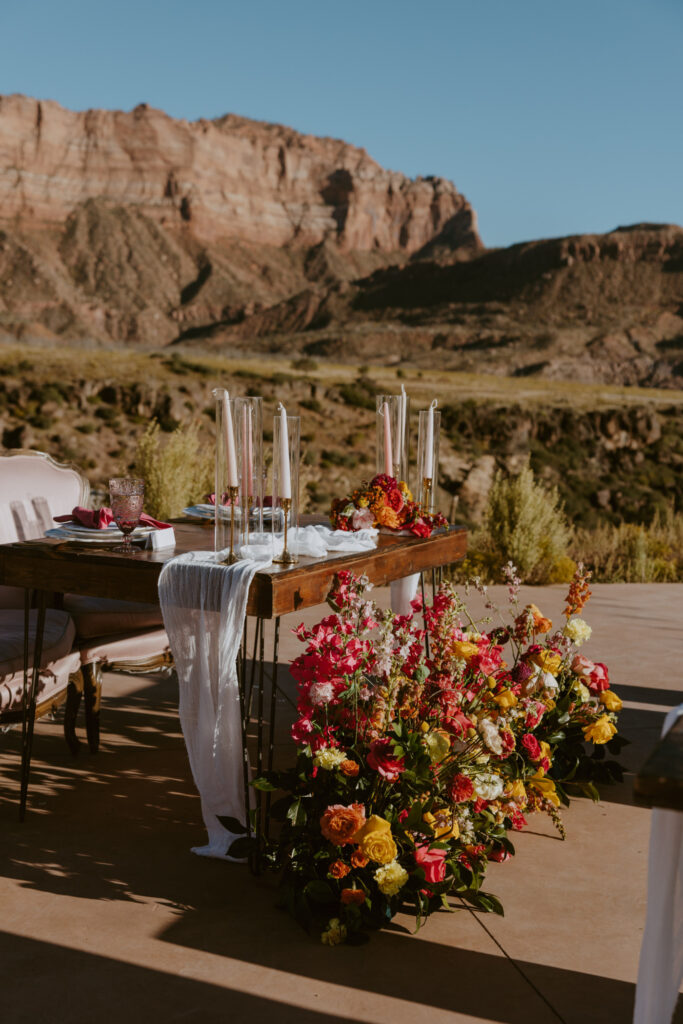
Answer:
78, 628, 170, 667
0, 609, 80, 713
63, 595, 164, 639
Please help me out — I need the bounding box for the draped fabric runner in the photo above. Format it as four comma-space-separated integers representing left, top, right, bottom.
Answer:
158, 526, 379, 860
633, 703, 683, 1024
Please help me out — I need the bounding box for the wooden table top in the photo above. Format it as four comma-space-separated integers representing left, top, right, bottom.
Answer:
634, 714, 683, 812
0, 518, 467, 619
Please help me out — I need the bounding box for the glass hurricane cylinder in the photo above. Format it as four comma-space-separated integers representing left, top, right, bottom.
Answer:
233, 396, 263, 547
213, 387, 241, 563
272, 413, 300, 565
417, 407, 441, 514
375, 394, 410, 484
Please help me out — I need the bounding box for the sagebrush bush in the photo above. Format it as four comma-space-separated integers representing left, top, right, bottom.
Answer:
572, 506, 683, 582
133, 421, 213, 520
454, 462, 572, 584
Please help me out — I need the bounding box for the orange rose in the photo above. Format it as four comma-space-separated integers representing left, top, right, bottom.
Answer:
350, 850, 369, 869
518, 603, 552, 634
376, 506, 401, 530
340, 888, 366, 905
320, 803, 366, 845
329, 860, 351, 879
340, 759, 360, 778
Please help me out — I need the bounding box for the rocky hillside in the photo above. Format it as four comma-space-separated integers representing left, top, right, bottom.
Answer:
0, 94, 480, 345
203, 224, 683, 389
0, 346, 680, 530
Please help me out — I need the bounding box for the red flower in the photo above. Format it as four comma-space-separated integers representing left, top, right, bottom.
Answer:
386, 487, 404, 513
408, 519, 432, 538
449, 773, 474, 803
414, 844, 447, 884
488, 845, 510, 863
521, 734, 541, 759
367, 738, 405, 781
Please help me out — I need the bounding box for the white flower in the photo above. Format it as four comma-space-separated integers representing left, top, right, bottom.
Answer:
563, 617, 592, 646
523, 666, 559, 697
313, 747, 347, 770
308, 681, 335, 706
478, 717, 504, 755
472, 772, 505, 801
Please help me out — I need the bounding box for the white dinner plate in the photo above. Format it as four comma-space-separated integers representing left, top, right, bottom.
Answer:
45, 526, 154, 544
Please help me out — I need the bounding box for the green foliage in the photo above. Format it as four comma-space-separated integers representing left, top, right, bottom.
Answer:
457, 462, 572, 583
572, 505, 683, 581
291, 357, 319, 372
338, 377, 377, 410
132, 420, 213, 519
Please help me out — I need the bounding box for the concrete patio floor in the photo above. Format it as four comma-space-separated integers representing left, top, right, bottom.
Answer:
1, 583, 682, 1024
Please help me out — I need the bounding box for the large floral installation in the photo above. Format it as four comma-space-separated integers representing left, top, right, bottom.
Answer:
329, 473, 448, 537
246, 564, 625, 945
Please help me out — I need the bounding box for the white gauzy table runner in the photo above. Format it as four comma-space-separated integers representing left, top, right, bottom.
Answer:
158, 526, 379, 860
633, 703, 683, 1024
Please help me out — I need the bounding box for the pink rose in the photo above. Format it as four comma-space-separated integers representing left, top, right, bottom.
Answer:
351, 506, 375, 530
521, 734, 541, 759
414, 844, 447, 884
367, 738, 405, 781
572, 654, 609, 692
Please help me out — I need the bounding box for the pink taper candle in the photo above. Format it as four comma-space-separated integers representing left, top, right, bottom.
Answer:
382, 402, 393, 477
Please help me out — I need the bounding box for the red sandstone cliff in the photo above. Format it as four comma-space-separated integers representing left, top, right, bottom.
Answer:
0, 94, 480, 255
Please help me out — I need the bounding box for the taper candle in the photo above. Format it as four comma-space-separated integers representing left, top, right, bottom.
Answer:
278, 402, 292, 499
425, 399, 437, 479
382, 401, 393, 476
223, 391, 239, 488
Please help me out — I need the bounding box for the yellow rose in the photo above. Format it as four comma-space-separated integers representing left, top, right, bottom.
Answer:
354, 815, 397, 864
600, 690, 623, 712
537, 740, 552, 764
506, 779, 527, 805
583, 716, 617, 745
452, 640, 480, 661
529, 768, 560, 807
530, 651, 562, 676
495, 688, 518, 709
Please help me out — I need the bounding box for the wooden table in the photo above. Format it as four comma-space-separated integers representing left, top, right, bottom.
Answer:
0, 518, 467, 828
634, 715, 683, 812
0, 519, 467, 619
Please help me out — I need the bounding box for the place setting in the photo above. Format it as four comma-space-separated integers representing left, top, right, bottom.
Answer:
47, 478, 174, 552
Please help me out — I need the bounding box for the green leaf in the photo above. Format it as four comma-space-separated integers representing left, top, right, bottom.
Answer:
252, 777, 277, 792
217, 815, 247, 834
304, 880, 335, 903
227, 836, 253, 859
287, 798, 308, 827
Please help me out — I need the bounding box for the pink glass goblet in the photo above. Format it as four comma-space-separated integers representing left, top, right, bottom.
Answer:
109, 477, 144, 554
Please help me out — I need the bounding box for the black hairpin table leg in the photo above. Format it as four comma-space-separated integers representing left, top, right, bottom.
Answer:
265, 616, 281, 840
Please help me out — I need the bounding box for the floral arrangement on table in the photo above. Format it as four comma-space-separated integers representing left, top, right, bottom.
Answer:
329, 473, 448, 537
245, 563, 625, 945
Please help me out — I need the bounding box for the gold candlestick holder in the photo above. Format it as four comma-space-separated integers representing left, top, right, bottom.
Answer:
224, 485, 240, 564
273, 497, 297, 565
421, 476, 433, 515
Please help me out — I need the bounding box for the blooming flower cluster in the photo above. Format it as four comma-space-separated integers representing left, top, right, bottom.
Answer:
255, 564, 624, 944
329, 474, 448, 537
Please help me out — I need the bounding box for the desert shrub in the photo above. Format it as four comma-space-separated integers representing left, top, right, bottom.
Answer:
572, 506, 683, 582
291, 357, 318, 372
338, 377, 377, 410
133, 421, 213, 520
454, 462, 572, 584
299, 398, 322, 413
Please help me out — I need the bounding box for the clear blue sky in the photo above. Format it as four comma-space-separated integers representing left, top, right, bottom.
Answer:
1, 0, 681, 248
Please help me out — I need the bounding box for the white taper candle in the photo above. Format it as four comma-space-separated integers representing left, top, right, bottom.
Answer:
278, 402, 291, 499
424, 399, 437, 479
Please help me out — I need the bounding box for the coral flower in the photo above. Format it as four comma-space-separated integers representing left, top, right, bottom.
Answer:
329, 860, 351, 879
320, 803, 366, 845
340, 888, 366, 905
350, 850, 369, 869
414, 844, 447, 884
340, 759, 360, 777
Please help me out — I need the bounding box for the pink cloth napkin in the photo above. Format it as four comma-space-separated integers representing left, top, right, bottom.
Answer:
54, 506, 171, 530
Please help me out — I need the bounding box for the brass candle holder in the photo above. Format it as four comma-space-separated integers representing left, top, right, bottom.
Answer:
421, 476, 433, 515
224, 485, 240, 564
273, 497, 297, 565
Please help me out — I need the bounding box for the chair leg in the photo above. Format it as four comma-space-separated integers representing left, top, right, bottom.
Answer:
20, 590, 47, 822
82, 662, 102, 753
63, 671, 83, 756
